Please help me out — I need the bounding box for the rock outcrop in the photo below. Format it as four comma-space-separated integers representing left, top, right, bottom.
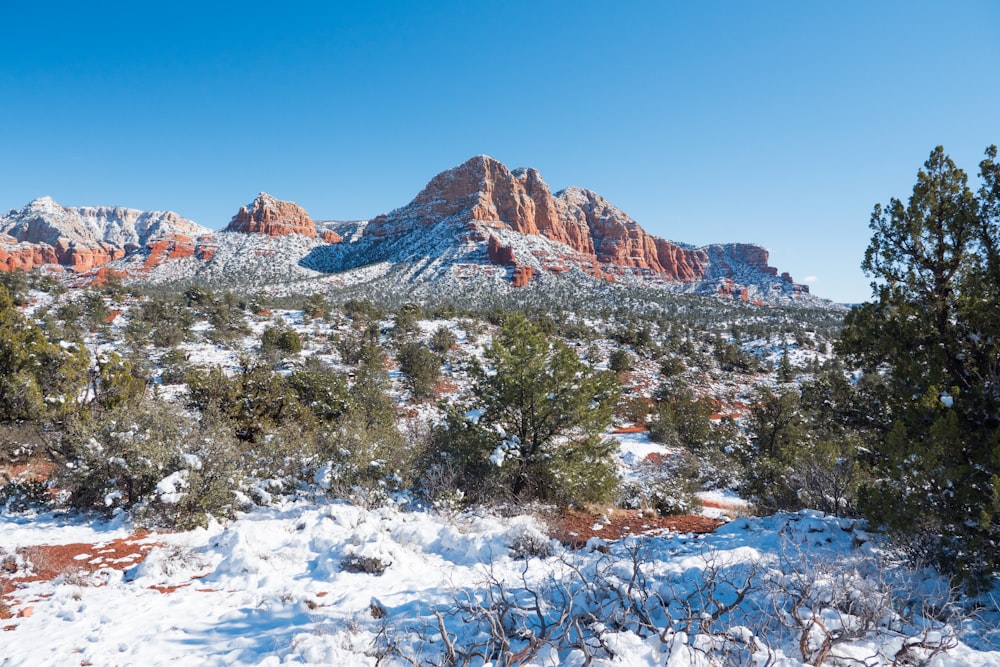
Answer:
0, 243, 61, 272
225, 193, 317, 237
487, 236, 535, 287
364, 155, 794, 289
0, 196, 209, 273
3, 160, 817, 304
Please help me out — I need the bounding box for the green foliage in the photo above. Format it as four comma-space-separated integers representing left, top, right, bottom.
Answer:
307, 355, 410, 505
90, 351, 147, 412
313, 411, 411, 507
839, 145, 1000, 587
658, 356, 685, 378
608, 349, 633, 373
738, 387, 807, 512
158, 347, 191, 385
302, 292, 330, 320
392, 302, 422, 338
612, 324, 653, 352
620, 451, 701, 516
62, 402, 190, 514
286, 363, 350, 423
186, 359, 306, 444
778, 341, 795, 382
0, 285, 89, 423
203, 291, 250, 344
396, 341, 440, 400
0, 270, 30, 306
649, 381, 715, 450
0, 478, 50, 512
778, 368, 875, 516
80, 290, 109, 332
127, 294, 195, 348
342, 298, 382, 323
348, 355, 396, 430
260, 324, 302, 356
429, 325, 457, 354
61, 401, 244, 528
434, 313, 620, 505
712, 333, 758, 373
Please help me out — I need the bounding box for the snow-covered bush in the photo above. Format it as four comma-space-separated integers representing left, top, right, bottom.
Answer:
0, 478, 50, 513
619, 451, 701, 516
59, 401, 247, 529
60, 401, 193, 515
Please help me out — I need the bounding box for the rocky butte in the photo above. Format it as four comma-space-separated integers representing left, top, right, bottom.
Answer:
0, 196, 209, 273
364, 155, 804, 292
0, 160, 813, 304
224, 193, 317, 238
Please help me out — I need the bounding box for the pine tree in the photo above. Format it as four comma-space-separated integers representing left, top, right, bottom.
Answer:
0, 285, 88, 423
396, 341, 440, 400
778, 341, 794, 382
839, 145, 1000, 587
437, 313, 620, 505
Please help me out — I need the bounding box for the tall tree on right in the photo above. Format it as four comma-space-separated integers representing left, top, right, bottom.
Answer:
839, 145, 1000, 587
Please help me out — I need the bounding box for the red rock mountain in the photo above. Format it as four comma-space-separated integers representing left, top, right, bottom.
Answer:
364, 155, 795, 288
0, 197, 210, 273
1, 160, 814, 304
224, 193, 317, 237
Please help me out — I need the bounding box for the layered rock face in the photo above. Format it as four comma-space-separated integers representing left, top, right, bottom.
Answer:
486, 236, 535, 287
0, 197, 209, 273
366, 155, 790, 286
225, 193, 317, 237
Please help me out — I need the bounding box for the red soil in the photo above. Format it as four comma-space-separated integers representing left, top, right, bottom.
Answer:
1, 533, 160, 623
545, 509, 723, 548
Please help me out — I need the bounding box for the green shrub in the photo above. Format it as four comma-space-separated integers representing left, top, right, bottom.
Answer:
608, 349, 634, 373
0, 479, 51, 513
396, 341, 440, 400
261, 325, 302, 355
61, 402, 192, 514
433, 314, 620, 506
429, 325, 457, 354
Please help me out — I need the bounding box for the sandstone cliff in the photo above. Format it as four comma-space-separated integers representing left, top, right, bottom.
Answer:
224, 193, 317, 237
364, 155, 795, 289
0, 197, 209, 273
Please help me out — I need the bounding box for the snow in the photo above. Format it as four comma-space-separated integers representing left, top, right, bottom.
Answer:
3, 502, 998, 666
613, 430, 675, 468
0, 261, 989, 665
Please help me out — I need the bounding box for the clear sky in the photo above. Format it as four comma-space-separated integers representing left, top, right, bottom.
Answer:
2, 1, 998, 303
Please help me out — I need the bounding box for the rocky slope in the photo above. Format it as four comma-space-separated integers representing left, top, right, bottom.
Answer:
0, 197, 210, 273
309, 155, 812, 303
3, 160, 819, 305
224, 193, 318, 238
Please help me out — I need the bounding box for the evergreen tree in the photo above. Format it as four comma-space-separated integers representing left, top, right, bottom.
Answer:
839, 145, 1000, 587
0, 285, 88, 423
396, 341, 440, 400
778, 341, 794, 382
649, 380, 714, 450
437, 314, 620, 505
429, 325, 457, 354
740, 387, 806, 512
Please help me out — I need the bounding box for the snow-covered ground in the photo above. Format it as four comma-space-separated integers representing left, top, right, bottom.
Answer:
2, 286, 994, 665
3, 500, 999, 666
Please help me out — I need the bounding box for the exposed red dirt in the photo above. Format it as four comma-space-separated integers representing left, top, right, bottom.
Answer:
611, 425, 649, 434
545, 509, 723, 548
0, 459, 56, 483
0, 533, 160, 622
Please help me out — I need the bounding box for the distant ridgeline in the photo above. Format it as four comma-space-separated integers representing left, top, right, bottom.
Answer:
0, 157, 823, 306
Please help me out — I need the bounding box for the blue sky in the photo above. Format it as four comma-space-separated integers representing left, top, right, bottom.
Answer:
2, 1, 998, 303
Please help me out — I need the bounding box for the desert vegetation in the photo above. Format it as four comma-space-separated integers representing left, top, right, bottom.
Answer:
2, 146, 999, 664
